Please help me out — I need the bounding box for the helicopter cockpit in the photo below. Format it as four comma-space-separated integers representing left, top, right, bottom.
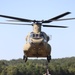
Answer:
30, 32, 45, 39
28, 32, 47, 43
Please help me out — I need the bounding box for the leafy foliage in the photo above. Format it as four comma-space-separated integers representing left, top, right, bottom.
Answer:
0, 57, 75, 75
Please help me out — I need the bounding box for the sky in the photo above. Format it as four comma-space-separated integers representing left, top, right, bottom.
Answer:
0, 0, 75, 60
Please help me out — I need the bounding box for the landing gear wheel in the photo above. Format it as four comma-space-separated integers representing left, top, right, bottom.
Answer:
23, 55, 28, 62
47, 55, 51, 63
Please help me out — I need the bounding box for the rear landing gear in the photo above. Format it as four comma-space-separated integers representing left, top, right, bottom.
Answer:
23, 55, 28, 62
47, 55, 51, 63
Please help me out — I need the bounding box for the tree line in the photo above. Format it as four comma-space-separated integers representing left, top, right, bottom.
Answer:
0, 57, 75, 75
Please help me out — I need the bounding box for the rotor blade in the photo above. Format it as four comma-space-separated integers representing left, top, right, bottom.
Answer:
43, 25, 68, 28
6, 19, 42, 23
0, 15, 33, 22
0, 22, 32, 25
6, 18, 75, 23
52, 18, 75, 21
6, 20, 22, 22
42, 12, 71, 23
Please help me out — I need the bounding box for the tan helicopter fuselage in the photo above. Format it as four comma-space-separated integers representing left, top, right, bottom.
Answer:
23, 23, 51, 57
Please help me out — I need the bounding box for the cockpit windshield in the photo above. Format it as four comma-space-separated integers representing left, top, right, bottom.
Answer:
30, 32, 45, 39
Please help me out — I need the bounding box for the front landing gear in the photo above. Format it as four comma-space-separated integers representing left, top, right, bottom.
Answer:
47, 55, 51, 63
43, 57, 51, 75
23, 55, 28, 62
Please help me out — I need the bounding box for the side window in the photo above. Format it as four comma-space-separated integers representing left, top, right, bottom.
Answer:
40, 32, 45, 38
41, 32, 47, 42
30, 32, 34, 38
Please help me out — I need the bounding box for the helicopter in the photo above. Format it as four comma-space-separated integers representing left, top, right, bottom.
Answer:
0, 12, 75, 62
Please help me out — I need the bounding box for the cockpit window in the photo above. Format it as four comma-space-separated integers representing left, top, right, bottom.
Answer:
33, 34, 35, 37
36, 34, 38, 37
40, 33, 44, 38
30, 32, 45, 39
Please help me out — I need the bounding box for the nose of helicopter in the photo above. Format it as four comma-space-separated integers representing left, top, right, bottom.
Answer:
30, 38, 44, 44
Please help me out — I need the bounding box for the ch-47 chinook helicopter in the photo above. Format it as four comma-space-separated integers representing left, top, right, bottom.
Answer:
0, 12, 75, 62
